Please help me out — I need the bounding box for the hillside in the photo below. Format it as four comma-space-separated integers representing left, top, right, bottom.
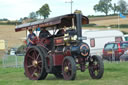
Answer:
89, 15, 128, 26
0, 25, 26, 48
0, 15, 128, 48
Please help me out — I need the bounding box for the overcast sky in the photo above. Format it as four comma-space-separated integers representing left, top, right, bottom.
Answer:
0, 0, 127, 20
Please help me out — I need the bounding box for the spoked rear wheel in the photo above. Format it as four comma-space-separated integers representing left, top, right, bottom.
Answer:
88, 55, 104, 79
62, 56, 76, 80
24, 46, 47, 80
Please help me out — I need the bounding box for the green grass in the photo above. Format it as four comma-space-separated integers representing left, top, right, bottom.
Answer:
0, 57, 128, 85
1, 54, 128, 84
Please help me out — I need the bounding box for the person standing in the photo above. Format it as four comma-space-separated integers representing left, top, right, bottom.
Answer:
120, 46, 128, 61
27, 29, 36, 46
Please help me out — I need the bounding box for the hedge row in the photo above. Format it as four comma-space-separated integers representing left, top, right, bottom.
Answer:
110, 24, 128, 28
82, 24, 97, 27
83, 24, 128, 28
0, 21, 21, 25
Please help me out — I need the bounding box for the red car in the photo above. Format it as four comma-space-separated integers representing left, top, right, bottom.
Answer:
103, 41, 128, 61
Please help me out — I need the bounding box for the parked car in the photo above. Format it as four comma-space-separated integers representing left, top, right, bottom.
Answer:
102, 41, 128, 61
10, 48, 17, 55
82, 29, 125, 56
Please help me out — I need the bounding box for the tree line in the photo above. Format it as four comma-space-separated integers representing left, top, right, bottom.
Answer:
19, 3, 51, 23
19, 0, 128, 23
0, 18, 8, 21
94, 0, 128, 16
1, 0, 128, 25
0, 3, 51, 25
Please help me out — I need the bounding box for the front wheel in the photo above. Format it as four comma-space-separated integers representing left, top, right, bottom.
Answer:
62, 56, 76, 80
88, 55, 104, 79
24, 46, 47, 80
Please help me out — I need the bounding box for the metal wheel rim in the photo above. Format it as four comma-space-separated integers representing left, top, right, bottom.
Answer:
89, 58, 100, 77
24, 48, 43, 80
62, 59, 72, 79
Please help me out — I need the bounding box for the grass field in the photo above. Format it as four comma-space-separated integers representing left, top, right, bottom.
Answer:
0, 56, 128, 85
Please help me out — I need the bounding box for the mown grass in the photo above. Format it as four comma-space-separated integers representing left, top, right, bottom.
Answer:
0, 57, 128, 85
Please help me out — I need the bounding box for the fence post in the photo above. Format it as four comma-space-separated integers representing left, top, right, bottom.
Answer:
112, 49, 115, 62
15, 55, 18, 67
2, 55, 5, 67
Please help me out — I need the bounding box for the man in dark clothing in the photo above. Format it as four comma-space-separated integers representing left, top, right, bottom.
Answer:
39, 27, 51, 39
27, 29, 36, 46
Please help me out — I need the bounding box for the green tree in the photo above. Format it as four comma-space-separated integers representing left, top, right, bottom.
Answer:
23, 17, 28, 20
93, 0, 112, 16
111, 3, 120, 14
118, 0, 128, 14
36, 4, 51, 19
29, 12, 37, 19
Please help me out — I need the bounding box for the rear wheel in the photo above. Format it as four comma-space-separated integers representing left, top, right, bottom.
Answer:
62, 56, 76, 80
24, 46, 47, 80
88, 55, 104, 79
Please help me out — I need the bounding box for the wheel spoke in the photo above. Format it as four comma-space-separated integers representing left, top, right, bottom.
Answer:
36, 54, 40, 60
68, 63, 72, 71
31, 69, 37, 77
65, 60, 68, 66
38, 61, 42, 64
34, 49, 38, 57
27, 54, 34, 60
32, 50, 37, 60
32, 53, 36, 60
37, 65, 41, 70
27, 65, 34, 68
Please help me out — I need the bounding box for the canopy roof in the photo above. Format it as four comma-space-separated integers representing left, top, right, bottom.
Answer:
15, 14, 89, 32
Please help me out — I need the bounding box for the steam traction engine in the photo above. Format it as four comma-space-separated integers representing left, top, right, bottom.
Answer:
15, 14, 104, 80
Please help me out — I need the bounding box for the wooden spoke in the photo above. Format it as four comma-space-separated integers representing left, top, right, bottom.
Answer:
33, 49, 37, 57
38, 61, 42, 64
27, 65, 34, 68
27, 54, 34, 60
31, 69, 37, 77
37, 65, 41, 70
36, 54, 40, 60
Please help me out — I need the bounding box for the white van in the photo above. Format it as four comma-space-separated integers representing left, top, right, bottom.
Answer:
82, 29, 125, 56
124, 34, 128, 41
